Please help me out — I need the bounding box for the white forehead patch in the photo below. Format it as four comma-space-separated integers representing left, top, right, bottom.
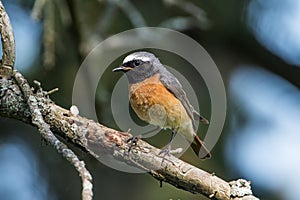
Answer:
123, 54, 151, 63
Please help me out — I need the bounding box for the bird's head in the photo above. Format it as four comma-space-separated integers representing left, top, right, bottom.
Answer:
113, 51, 161, 83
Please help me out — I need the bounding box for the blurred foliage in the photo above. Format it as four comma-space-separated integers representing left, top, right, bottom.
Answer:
0, 0, 299, 200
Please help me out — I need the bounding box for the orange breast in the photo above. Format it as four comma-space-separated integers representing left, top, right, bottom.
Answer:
129, 74, 191, 130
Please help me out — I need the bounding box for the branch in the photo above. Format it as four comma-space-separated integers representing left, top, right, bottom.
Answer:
0, 1, 92, 199
0, 1, 15, 68
0, 71, 259, 200
13, 72, 93, 200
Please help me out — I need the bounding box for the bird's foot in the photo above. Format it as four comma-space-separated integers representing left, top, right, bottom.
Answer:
158, 145, 172, 164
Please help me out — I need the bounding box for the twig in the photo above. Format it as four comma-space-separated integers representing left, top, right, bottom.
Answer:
65, 0, 84, 58
0, 2, 93, 200
31, 0, 56, 68
43, 0, 55, 68
13, 71, 93, 200
31, 0, 47, 20
0, 1, 15, 68
46, 87, 59, 95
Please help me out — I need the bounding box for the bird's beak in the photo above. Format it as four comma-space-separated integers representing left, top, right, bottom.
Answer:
112, 65, 133, 72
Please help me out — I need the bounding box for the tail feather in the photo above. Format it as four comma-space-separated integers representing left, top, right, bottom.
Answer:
190, 134, 211, 159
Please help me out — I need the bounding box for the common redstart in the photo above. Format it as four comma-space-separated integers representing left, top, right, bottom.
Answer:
113, 51, 211, 159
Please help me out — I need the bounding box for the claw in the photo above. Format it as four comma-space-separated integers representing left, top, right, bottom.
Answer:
158, 145, 172, 164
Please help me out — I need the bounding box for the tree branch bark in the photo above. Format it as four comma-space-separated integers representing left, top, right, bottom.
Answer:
0, 70, 258, 200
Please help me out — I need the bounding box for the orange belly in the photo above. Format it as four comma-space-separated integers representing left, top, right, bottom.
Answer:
129, 74, 191, 131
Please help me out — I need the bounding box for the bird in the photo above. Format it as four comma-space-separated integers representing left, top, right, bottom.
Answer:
112, 51, 211, 159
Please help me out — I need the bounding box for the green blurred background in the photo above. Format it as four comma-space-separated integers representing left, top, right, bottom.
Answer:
1, 0, 300, 199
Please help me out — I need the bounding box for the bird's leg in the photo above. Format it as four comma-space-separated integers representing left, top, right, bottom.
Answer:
159, 128, 177, 162
126, 126, 161, 153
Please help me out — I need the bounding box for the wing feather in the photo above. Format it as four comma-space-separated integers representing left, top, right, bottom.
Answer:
159, 67, 209, 130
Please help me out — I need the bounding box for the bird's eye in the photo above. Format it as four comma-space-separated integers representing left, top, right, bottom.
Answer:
133, 60, 141, 67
